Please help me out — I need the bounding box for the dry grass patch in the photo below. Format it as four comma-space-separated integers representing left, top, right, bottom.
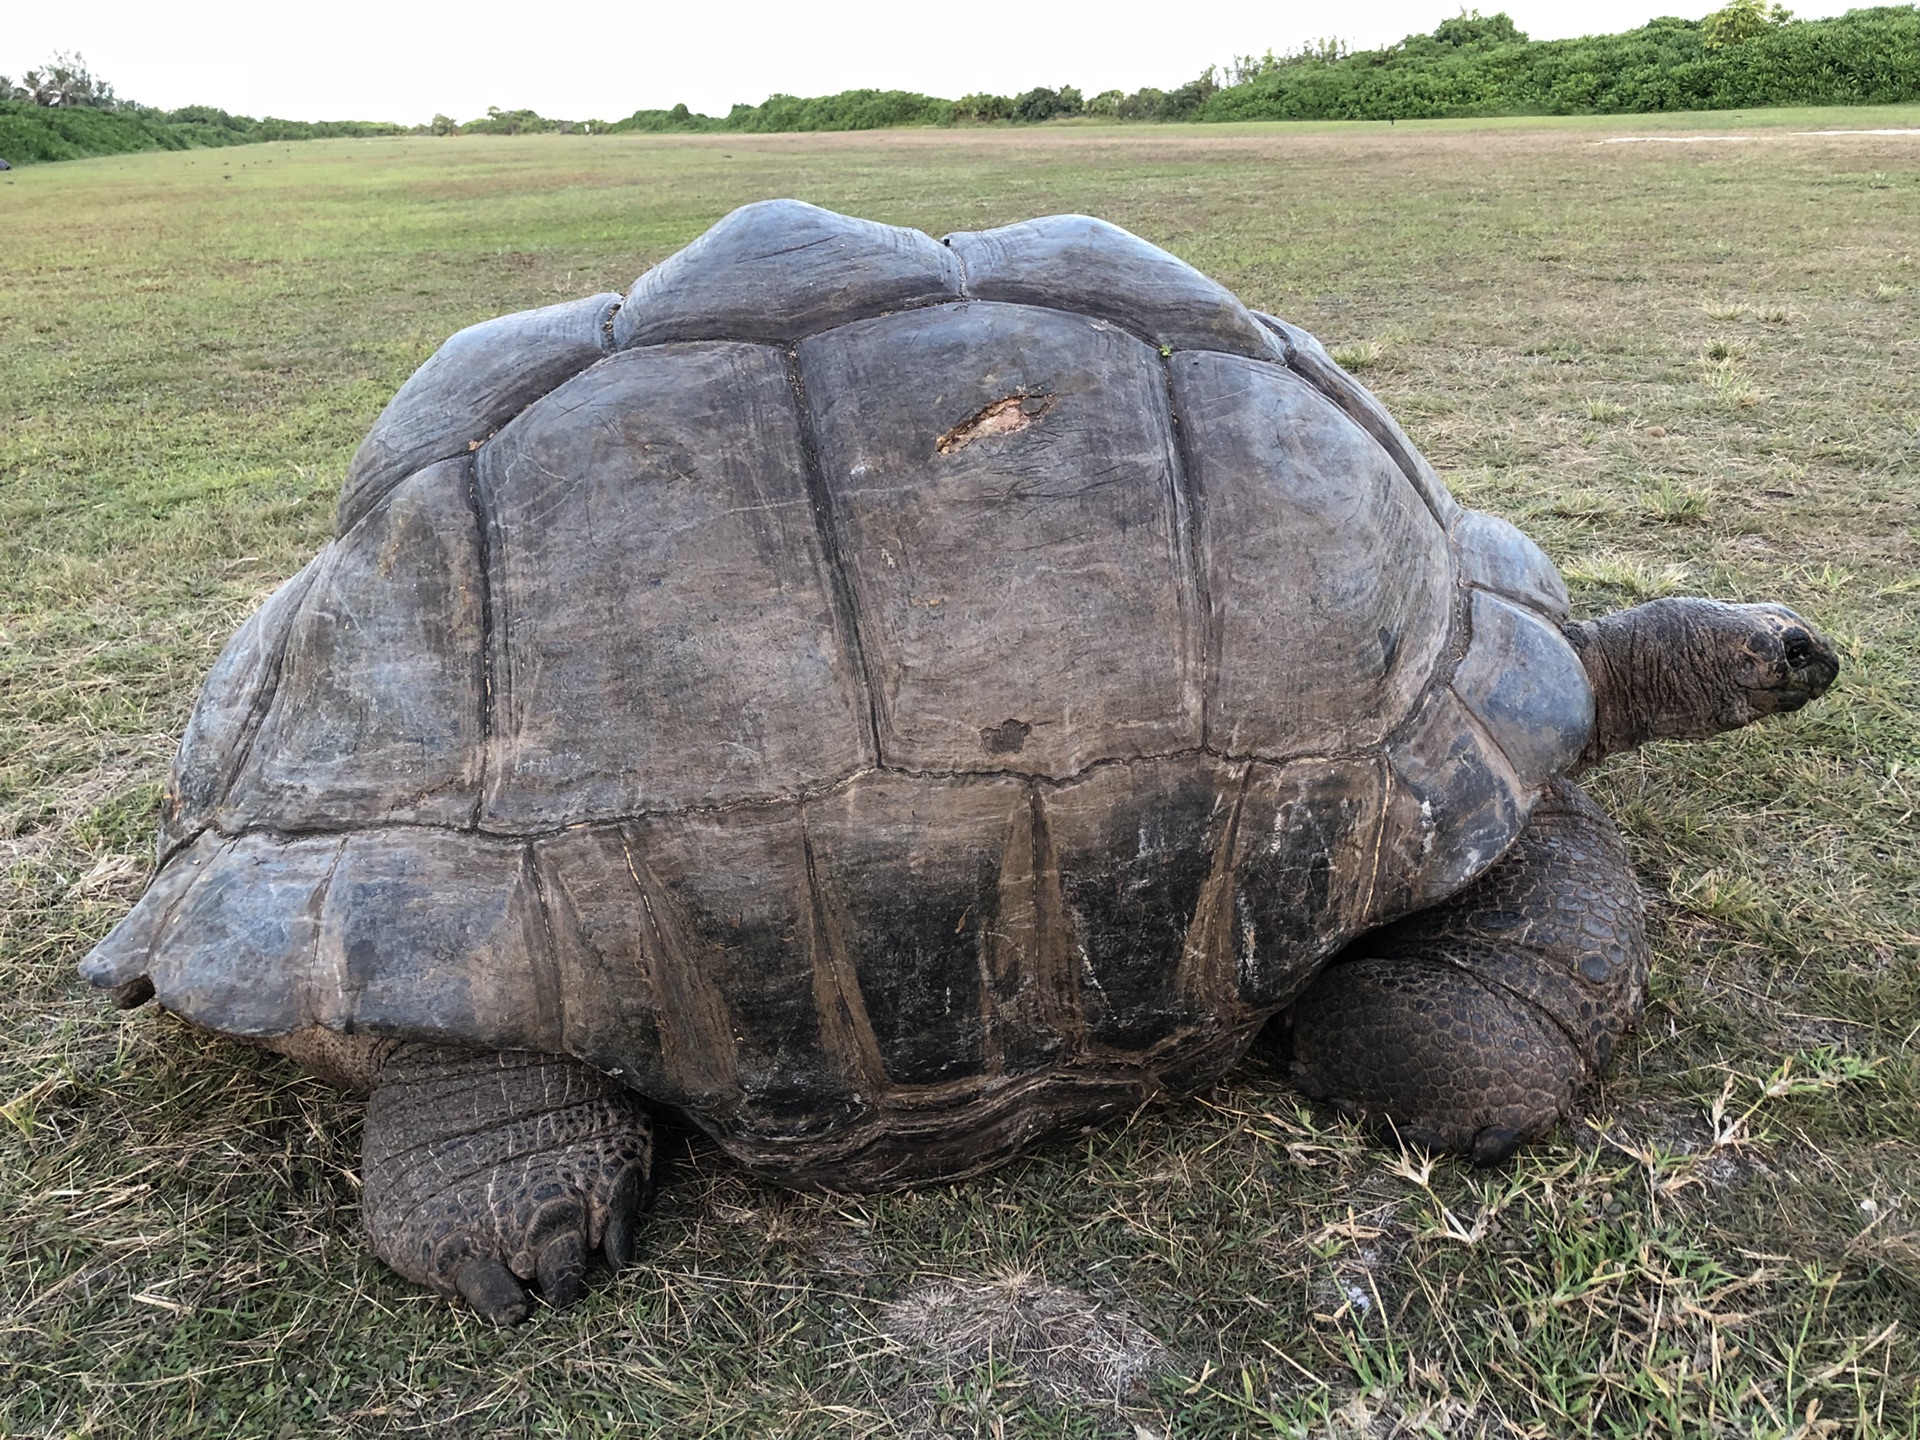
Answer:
880, 1272, 1167, 1419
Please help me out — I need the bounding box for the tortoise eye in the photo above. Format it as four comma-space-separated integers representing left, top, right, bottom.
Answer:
1781, 630, 1814, 665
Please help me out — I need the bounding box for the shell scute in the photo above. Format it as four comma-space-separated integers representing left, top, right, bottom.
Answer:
222, 457, 485, 832
945, 213, 1286, 360
79, 830, 230, 990
1041, 756, 1241, 1050
1449, 591, 1594, 790
533, 824, 729, 1112
1229, 756, 1390, 1008
1255, 312, 1461, 528
613, 198, 962, 349
1169, 349, 1451, 758
804, 773, 1031, 1087
799, 302, 1201, 776
624, 802, 871, 1140
477, 341, 871, 830
1453, 509, 1572, 622
160, 555, 324, 858
337, 292, 617, 534
315, 829, 553, 1046
140, 832, 336, 1037
1380, 687, 1526, 919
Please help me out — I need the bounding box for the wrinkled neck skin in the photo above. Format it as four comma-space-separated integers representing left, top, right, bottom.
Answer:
1561, 597, 1840, 771
1561, 610, 1679, 769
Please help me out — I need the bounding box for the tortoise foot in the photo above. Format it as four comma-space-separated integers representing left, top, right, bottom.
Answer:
362, 1046, 653, 1323
1277, 779, 1648, 1163
1283, 954, 1578, 1162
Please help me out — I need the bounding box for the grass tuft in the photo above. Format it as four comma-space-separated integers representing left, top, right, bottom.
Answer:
1561, 555, 1694, 599
1330, 339, 1386, 372
1643, 476, 1715, 525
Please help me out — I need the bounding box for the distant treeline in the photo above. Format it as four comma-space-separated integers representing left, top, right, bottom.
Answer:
597, 4, 1920, 132
0, 51, 404, 163
474, 4, 1920, 135
599, 82, 1209, 134
0, 101, 401, 164
4, 6, 1919, 168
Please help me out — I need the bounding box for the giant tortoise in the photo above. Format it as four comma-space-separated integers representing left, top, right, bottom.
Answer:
82, 200, 1840, 1323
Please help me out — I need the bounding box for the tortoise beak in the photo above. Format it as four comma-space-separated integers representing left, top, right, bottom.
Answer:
1751, 610, 1839, 715
1781, 627, 1840, 699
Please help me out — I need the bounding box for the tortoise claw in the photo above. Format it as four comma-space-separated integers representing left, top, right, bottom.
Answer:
455, 1256, 530, 1325
535, 1232, 586, 1310
602, 1167, 644, 1272
1470, 1126, 1525, 1167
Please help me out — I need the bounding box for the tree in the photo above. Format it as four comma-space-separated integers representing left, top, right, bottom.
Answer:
17, 51, 119, 108
1158, 67, 1220, 119
1013, 86, 1076, 122
1431, 10, 1527, 47
1701, 0, 1794, 51
955, 92, 1011, 122
1115, 87, 1168, 120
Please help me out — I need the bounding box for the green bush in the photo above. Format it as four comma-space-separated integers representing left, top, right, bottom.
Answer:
0, 99, 402, 165
955, 92, 1011, 122
606, 90, 954, 134
726, 90, 955, 132
1702, 0, 1795, 51
1198, 5, 1920, 121
457, 106, 563, 135
0, 100, 211, 163
607, 103, 722, 133
1011, 86, 1081, 122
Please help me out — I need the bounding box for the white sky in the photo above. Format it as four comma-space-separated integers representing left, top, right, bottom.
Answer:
5, 0, 1864, 127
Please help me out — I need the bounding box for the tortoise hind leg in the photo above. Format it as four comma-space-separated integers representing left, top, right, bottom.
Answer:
360, 1046, 654, 1323
1279, 778, 1649, 1164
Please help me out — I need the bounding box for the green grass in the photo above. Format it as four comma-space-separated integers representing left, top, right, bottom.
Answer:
2, 109, 1917, 1438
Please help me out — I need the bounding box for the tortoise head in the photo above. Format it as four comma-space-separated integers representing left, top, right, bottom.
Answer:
1564, 597, 1840, 766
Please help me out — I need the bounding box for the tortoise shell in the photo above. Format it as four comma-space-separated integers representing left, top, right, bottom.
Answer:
83, 201, 1592, 1188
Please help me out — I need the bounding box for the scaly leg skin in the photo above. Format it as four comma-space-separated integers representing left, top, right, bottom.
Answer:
356, 1046, 654, 1323
1280, 778, 1649, 1165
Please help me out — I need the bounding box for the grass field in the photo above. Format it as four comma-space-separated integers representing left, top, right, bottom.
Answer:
3, 107, 1917, 1438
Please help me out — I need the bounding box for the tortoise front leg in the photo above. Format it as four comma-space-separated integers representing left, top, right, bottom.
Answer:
1279, 779, 1648, 1164
361, 1047, 655, 1322
268, 1031, 655, 1322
